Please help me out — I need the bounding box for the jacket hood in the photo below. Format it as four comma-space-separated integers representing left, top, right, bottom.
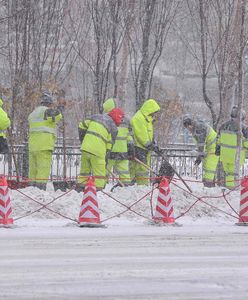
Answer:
103, 97, 117, 113
140, 99, 160, 116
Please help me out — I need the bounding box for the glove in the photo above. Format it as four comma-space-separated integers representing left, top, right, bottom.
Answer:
44, 108, 60, 121
215, 145, 220, 156
153, 145, 163, 156
194, 155, 203, 166
146, 141, 162, 155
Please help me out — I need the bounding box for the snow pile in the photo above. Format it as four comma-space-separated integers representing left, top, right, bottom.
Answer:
9, 179, 241, 223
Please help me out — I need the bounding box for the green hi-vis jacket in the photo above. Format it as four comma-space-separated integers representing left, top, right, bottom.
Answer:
0, 99, 11, 138
79, 114, 118, 158
103, 98, 133, 160
28, 106, 62, 152
191, 120, 217, 155
130, 99, 160, 150
217, 119, 248, 164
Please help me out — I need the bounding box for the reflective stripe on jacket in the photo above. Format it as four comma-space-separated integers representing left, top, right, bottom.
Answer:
109, 117, 133, 160
80, 114, 118, 158
28, 106, 62, 152
217, 119, 248, 164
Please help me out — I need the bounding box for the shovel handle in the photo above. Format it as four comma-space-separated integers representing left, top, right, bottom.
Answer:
106, 167, 125, 187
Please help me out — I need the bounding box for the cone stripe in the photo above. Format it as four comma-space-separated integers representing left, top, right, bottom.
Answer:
84, 186, 97, 193
80, 202, 99, 214
157, 198, 172, 213
81, 208, 98, 219
240, 197, 248, 207
0, 196, 11, 207
168, 206, 174, 217
156, 205, 169, 217
83, 190, 97, 198
80, 205, 99, 217
239, 216, 248, 222
78, 218, 99, 224
238, 179, 248, 224
157, 195, 173, 209
82, 196, 98, 208
0, 206, 12, 215
159, 186, 170, 197
158, 191, 171, 203
0, 187, 8, 196
241, 189, 248, 197
240, 206, 248, 217
0, 177, 13, 225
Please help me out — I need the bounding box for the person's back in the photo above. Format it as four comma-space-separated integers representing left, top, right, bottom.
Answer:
81, 113, 118, 158
218, 108, 248, 163
78, 108, 124, 191
217, 106, 248, 188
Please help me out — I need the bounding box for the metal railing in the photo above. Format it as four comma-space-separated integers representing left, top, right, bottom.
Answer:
1, 143, 247, 181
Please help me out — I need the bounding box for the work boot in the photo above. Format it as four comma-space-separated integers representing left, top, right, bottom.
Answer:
36, 182, 47, 191
203, 181, 215, 188
75, 184, 85, 193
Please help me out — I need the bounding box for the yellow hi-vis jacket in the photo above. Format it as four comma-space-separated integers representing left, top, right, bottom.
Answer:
217, 119, 248, 165
79, 114, 118, 158
192, 120, 217, 155
0, 99, 11, 138
103, 98, 133, 160
28, 106, 62, 152
130, 99, 160, 149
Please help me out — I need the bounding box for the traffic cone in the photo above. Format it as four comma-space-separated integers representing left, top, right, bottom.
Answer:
78, 177, 105, 228
236, 176, 248, 226
152, 177, 175, 225
0, 176, 14, 227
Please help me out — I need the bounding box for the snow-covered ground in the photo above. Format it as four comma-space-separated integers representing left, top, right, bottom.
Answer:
1, 180, 248, 299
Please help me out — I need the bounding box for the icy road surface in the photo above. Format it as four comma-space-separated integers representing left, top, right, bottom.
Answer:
1, 218, 248, 300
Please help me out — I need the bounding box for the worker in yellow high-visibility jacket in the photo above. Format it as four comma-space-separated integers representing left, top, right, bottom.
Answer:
0, 98, 11, 154
28, 92, 63, 190
103, 97, 134, 185
130, 99, 161, 185
216, 106, 248, 188
78, 107, 124, 191
183, 115, 219, 187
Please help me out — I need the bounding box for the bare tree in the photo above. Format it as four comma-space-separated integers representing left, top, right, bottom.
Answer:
129, 0, 180, 108
0, 0, 77, 142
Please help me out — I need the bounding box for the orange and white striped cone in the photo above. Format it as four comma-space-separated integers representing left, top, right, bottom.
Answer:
78, 177, 105, 228
152, 177, 176, 225
236, 176, 248, 226
0, 176, 14, 227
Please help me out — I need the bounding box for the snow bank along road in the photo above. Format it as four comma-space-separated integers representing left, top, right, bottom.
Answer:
0, 219, 248, 300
